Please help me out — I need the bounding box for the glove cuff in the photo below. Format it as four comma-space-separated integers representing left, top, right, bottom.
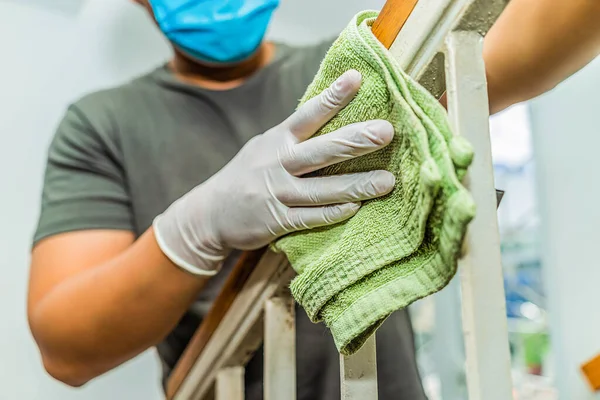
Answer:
153, 213, 227, 277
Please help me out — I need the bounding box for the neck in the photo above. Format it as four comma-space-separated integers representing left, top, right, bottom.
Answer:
168, 42, 276, 90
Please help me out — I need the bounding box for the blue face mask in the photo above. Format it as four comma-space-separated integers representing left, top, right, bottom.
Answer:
149, 0, 280, 64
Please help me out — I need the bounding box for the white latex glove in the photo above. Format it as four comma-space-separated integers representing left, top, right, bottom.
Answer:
153, 70, 395, 276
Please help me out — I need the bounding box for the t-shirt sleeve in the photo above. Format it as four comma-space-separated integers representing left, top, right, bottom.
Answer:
33, 103, 134, 245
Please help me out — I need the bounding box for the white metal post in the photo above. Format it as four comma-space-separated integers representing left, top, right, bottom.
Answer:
264, 294, 296, 400
433, 279, 467, 399
216, 367, 245, 400
340, 335, 378, 400
445, 31, 514, 400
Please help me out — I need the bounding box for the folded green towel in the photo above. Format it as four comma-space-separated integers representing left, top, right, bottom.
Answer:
273, 10, 476, 355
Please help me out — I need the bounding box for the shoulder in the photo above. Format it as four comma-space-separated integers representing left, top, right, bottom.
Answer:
72, 67, 162, 125
271, 39, 336, 91
56, 66, 164, 149
277, 38, 335, 69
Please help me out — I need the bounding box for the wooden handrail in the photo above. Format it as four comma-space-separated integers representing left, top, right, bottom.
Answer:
166, 248, 266, 398
372, 0, 420, 49
165, 2, 419, 398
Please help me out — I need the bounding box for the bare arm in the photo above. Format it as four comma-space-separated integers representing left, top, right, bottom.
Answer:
28, 73, 395, 388
28, 228, 207, 387
484, 0, 600, 114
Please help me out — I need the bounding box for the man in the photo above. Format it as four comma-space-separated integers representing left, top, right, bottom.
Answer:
28, 0, 600, 398
28, 1, 422, 398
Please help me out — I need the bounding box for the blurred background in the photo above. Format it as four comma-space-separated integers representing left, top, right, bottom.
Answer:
1, 0, 598, 399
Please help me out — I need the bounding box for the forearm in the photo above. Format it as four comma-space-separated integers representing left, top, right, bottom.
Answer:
28, 71, 397, 388
484, 0, 600, 114
29, 228, 207, 386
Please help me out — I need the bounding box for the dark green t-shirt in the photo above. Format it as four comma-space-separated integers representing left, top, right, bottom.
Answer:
34, 42, 427, 400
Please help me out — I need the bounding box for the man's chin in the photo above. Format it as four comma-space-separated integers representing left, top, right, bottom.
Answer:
169, 42, 274, 83
174, 46, 266, 69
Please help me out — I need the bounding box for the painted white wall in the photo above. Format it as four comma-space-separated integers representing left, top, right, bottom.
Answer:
0, 2, 169, 399
530, 56, 600, 399
0, 0, 383, 398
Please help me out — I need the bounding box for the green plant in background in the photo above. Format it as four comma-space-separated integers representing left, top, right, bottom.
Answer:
522, 332, 550, 374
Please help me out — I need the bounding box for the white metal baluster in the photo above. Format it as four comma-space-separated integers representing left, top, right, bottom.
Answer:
264, 293, 296, 400
433, 279, 467, 398
216, 367, 244, 400
445, 30, 514, 400
340, 335, 378, 400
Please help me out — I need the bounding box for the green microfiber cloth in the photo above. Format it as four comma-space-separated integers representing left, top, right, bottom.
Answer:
273, 10, 476, 355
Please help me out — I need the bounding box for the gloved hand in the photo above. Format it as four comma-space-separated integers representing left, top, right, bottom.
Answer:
153, 70, 395, 276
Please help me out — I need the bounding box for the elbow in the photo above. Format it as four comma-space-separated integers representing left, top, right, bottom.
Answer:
40, 354, 92, 388
29, 319, 95, 387
29, 306, 96, 387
